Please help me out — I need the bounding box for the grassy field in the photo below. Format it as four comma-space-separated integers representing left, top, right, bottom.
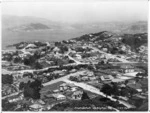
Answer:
41, 81, 65, 93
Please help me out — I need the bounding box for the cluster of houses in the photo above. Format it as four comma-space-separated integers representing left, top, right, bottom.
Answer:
45, 83, 84, 101
24, 83, 85, 111
69, 71, 98, 82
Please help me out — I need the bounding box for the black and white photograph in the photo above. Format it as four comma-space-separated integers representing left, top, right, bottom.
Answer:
1, 0, 148, 111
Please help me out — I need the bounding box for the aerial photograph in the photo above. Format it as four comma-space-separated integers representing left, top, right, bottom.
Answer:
1, 0, 148, 111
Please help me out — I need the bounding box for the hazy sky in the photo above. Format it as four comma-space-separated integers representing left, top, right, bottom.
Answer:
2, 0, 148, 23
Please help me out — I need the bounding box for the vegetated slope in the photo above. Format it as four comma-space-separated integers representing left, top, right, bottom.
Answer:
121, 33, 147, 51
73, 31, 115, 42
72, 31, 147, 53
137, 102, 148, 111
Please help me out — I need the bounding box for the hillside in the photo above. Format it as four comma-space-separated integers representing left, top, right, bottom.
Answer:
72, 31, 147, 52
121, 33, 147, 51
8, 23, 50, 32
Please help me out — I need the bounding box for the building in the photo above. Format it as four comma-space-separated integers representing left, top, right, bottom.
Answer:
8, 93, 24, 103
75, 54, 82, 59
102, 48, 108, 52
100, 75, 114, 82
59, 83, 68, 91
52, 93, 66, 100
81, 76, 89, 81
53, 47, 60, 52
71, 90, 83, 100
53, 70, 65, 76
59, 83, 78, 92
112, 78, 125, 83
29, 104, 44, 111
120, 65, 135, 73
89, 76, 97, 81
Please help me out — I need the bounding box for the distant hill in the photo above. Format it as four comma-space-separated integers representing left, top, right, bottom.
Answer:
2, 15, 66, 30
8, 23, 50, 32
2, 15, 147, 33
70, 21, 148, 34
137, 102, 148, 111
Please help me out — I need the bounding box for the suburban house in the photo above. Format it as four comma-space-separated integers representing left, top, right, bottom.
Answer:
100, 75, 114, 82
13, 73, 24, 81
51, 93, 66, 100
29, 104, 44, 111
71, 90, 83, 100
53, 47, 60, 52
59, 83, 79, 92
8, 93, 24, 103
59, 83, 69, 91
75, 54, 82, 59
120, 65, 135, 73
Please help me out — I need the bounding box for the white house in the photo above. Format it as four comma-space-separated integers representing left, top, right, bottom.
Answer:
100, 75, 114, 82
71, 90, 83, 100
29, 104, 44, 111
120, 65, 135, 73
75, 54, 82, 59
52, 93, 66, 100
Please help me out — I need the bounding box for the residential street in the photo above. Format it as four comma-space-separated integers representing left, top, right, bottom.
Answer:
63, 79, 135, 109
43, 70, 85, 86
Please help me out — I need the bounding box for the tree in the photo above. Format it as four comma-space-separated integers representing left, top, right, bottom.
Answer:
69, 76, 78, 82
128, 88, 138, 98
23, 72, 33, 78
55, 59, 64, 66
101, 84, 113, 97
33, 51, 41, 59
119, 50, 126, 54
124, 80, 129, 85
33, 61, 43, 69
60, 46, 68, 54
110, 47, 118, 54
13, 56, 22, 63
2, 74, 13, 84
23, 56, 35, 66
19, 82, 25, 90
111, 82, 120, 96
24, 85, 39, 99
2, 99, 17, 111
69, 60, 75, 63
120, 87, 129, 97
23, 79, 42, 100
136, 72, 147, 79
81, 91, 90, 100
5, 54, 13, 61
30, 79, 42, 89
